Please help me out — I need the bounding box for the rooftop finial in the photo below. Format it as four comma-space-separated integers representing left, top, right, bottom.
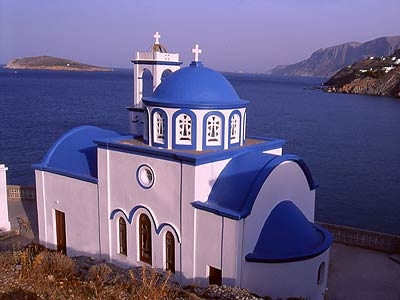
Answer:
154, 32, 161, 45
192, 44, 202, 62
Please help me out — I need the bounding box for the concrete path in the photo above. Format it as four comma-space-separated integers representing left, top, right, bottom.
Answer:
328, 243, 400, 300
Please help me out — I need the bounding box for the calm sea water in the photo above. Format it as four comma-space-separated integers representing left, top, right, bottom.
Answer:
1, 67, 399, 235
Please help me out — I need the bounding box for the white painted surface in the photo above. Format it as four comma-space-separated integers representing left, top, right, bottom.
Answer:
35, 171, 100, 257
242, 249, 330, 300
0, 164, 10, 231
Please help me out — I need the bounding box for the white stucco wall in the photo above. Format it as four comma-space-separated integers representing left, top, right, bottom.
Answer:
0, 164, 10, 231
241, 249, 330, 300
98, 148, 183, 273
35, 171, 100, 257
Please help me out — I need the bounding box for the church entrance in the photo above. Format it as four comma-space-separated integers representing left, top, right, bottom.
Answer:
55, 210, 66, 254
208, 266, 222, 285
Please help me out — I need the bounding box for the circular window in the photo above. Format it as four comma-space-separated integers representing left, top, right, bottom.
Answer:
137, 164, 155, 189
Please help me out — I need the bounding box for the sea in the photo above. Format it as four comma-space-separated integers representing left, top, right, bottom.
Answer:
1, 67, 399, 235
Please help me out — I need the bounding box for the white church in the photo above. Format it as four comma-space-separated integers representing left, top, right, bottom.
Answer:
33, 33, 332, 299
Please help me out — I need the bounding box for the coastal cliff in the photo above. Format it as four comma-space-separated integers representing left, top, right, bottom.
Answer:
323, 49, 400, 98
268, 36, 400, 77
4, 56, 113, 72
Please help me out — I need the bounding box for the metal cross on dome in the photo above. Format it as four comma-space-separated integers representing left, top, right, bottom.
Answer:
154, 32, 161, 44
192, 44, 202, 62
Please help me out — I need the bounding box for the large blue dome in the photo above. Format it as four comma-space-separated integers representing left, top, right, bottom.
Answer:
143, 62, 249, 109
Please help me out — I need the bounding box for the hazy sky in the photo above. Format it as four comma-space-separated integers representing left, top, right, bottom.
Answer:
1, 0, 399, 72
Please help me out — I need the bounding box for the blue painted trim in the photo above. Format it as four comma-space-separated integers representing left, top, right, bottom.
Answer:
172, 109, 197, 150
191, 153, 318, 220
228, 110, 242, 147
32, 164, 98, 184
143, 109, 149, 144
131, 60, 182, 66
151, 108, 168, 148
95, 135, 286, 166
202, 111, 225, 150
136, 164, 155, 189
110, 205, 181, 243
143, 98, 248, 109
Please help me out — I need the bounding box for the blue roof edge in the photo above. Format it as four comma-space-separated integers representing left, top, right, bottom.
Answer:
94, 136, 286, 166
245, 224, 333, 263
32, 163, 98, 184
142, 98, 249, 109
192, 153, 318, 220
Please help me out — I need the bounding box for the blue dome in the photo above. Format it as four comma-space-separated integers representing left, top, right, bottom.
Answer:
246, 201, 332, 263
33, 126, 122, 182
143, 62, 249, 109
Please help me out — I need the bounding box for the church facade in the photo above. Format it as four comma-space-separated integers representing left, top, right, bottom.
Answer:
34, 33, 332, 300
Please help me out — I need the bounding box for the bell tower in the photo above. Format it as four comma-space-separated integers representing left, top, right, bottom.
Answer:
128, 32, 182, 136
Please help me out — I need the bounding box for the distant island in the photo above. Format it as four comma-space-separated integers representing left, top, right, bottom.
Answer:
323, 48, 400, 98
268, 36, 400, 77
4, 56, 113, 72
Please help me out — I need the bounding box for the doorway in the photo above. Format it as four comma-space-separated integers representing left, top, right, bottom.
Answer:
55, 210, 66, 254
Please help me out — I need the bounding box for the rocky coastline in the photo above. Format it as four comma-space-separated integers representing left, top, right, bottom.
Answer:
323, 49, 400, 98
4, 56, 113, 72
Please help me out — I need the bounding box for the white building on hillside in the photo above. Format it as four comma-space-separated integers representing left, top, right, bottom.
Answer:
34, 33, 332, 300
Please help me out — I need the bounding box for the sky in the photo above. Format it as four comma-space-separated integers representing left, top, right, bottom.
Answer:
1, 0, 400, 73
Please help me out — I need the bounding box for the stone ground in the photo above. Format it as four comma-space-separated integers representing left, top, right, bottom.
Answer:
2, 199, 400, 300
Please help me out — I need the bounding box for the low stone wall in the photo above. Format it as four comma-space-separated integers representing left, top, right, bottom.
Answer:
7, 185, 36, 201
318, 222, 400, 253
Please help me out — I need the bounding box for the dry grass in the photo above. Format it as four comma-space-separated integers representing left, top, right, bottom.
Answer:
0, 243, 182, 300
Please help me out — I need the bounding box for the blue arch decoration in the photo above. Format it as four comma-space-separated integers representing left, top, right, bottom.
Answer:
151, 108, 168, 147
110, 205, 181, 243
172, 109, 197, 150
192, 152, 318, 220
202, 111, 225, 150
228, 110, 242, 147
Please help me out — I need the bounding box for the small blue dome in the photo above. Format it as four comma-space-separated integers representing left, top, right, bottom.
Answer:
143, 62, 249, 109
246, 201, 332, 263
33, 126, 122, 182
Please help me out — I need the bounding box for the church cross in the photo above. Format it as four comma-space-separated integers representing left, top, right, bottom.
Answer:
154, 32, 161, 44
192, 44, 202, 62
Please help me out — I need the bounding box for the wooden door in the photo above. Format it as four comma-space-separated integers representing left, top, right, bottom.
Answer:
55, 210, 66, 254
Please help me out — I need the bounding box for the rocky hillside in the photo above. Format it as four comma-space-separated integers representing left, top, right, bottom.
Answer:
4, 56, 113, 71
268, 36, 400, 77
323, 48, 400, 98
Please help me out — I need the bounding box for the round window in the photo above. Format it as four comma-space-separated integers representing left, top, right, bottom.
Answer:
137, 164, 155, 189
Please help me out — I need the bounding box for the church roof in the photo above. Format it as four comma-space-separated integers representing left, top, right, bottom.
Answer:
33, 125, 122, 183
143, 61, 249, 109
245, 200, 332, 263
191, 152, 317, 220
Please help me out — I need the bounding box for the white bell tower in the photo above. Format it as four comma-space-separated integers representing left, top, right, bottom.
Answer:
128, 32, 181, 136
0, 164, 10, 232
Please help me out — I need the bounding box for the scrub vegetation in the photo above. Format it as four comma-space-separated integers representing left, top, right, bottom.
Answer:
0, 243, 306, 300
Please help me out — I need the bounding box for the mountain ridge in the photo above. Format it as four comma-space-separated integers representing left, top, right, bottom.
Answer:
268, 36, 400, 77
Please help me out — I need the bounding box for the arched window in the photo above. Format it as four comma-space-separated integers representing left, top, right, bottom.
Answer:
317, 262, 325, 285
118, 217, 127, 256
142, 69, 153, 97
153, 111, 166, 144
206, 114, 222, 146
165, 231, 175, 273
161, 69, 172, 81
139, 214, 152, 265
176, 113, 192, 145
230, 113, 240, 144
